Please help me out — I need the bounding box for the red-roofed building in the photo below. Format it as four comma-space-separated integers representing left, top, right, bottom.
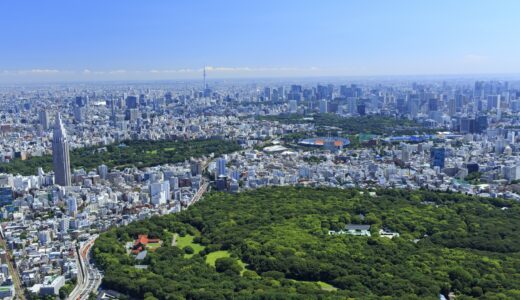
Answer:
132, 234, 161, 254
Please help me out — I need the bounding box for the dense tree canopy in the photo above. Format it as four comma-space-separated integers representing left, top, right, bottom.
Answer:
93, 187, 520, 299
0, 138, 240, 175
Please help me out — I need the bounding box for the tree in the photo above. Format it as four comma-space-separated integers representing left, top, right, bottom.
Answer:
92, 187, 520, 299
183, 246, 194, 254
215, 257, 242, 275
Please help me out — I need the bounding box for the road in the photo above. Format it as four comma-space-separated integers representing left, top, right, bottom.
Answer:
189, 181, 209, 206
68, 249, 83, 300
0, 231, 25, 300
68, 235, 101, 300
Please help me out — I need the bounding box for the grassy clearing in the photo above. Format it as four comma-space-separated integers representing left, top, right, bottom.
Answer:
317, 281, 338, 291
205, 250, 247, 275
146, 242, 161, 250
290, 279, 338, 292
176, 234, 205, 258
205, 250, 231, 266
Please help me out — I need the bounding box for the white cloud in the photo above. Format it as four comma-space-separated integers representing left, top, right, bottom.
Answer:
15, 69, 61, 74
108, 69, 127, 74
0, 66, 337, 82
463, 54, 488, 64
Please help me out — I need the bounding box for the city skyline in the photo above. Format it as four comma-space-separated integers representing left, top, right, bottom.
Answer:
2, 1, 520, 82
1, 69, 520, 299
1, 1, 520, 299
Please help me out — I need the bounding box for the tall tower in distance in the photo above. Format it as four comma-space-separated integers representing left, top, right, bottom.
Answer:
203, 66, 207, 89
53, 113, 72, 186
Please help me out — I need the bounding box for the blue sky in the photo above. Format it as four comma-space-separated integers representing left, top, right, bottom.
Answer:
1, 0, 520, 82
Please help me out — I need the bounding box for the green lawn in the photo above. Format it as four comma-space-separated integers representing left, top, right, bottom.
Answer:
317, 281, 338, 291
205, 250, 247, 275
205, 250, 231, 267
147, 242, 161, 250
290, 280, 338, 292
175, 234, 205, 258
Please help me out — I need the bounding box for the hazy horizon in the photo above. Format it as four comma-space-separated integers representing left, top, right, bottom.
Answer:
2, 0, 520, 82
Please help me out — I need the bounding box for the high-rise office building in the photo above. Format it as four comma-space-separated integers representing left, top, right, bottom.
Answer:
190, 159, 202, 176
455, 94, 464, 112
125, 96, 138, 109
277, 87, 285, 100
73, 106, 85, 123
52, 113, 72, 186
39, 110, 51, 130
75, 96, 87, 107
408, 96, 419, 117
289, 100, 298, 113
430, 148, 446, 169
263, 87, 271, 100
448, 98, 456, 116
396, 98, 407, 114
319, 99, 328, 113
428, 98, 439, 112
150, 181, 170, 205
357, 103, 366, 116
347, 97, 357, 115
217, 158, 227, 177
125, 108, 139, 122
317, 84, 333, 100
288, 85, 302, 101
476, 115, 488, 133
271, 88, 279, 101
67, 196, 78, 217
98, 164, 108, 179
487, 95, 500, 111
0, 187, 13, 207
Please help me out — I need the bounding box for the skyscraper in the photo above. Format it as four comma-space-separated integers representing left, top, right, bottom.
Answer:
319, 99, 328, 113
430, 148, 445, 169
264, 87, 271, 100
39, 110, 51, 130
67, 196, 78, 217
73, 106, 85, 123
53, 113, 72, 186
217, 158, 227, 177
289, 100, 298, 113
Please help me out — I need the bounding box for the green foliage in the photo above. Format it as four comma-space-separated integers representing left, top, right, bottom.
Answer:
215, 257, 242, 275
303, 156, 326, 164
183, 246, 194, 254
0, 138, 240, 175
465, 172, 482, 184
87, 292, 97, 300
93, 187, 520, 299
58, 281, 75, 299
